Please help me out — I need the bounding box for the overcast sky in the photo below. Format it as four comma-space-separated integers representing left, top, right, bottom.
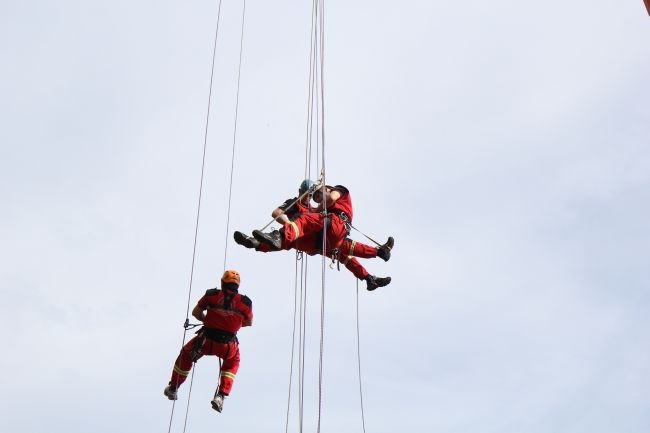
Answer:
1, 1, 650, 432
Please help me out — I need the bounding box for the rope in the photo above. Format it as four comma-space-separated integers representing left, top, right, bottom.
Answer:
285, 252, 301, 433
167, 2, 224, 432
315, 0, 326, 427
168, 0, 248, 429
356, 280, 367, 433
299, 257, 308, 433
348, 223, 382, 247
222, 0, 247, 270
181, 369, 197, 433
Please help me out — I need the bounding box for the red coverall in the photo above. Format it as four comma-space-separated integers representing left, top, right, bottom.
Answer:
279, 185, 379, 279
169, 288, 253, 396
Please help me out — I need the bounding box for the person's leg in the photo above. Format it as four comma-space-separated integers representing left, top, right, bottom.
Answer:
167, 336, 203, 394
254, 213, 324, 250
217, 344, 240, 396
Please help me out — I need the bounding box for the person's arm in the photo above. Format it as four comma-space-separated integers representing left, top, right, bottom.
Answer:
325, 190, 341, 207
314, 190, 341, 212
272, 198, 295, 224
241, 296, 253, 327
272, 207, 291, 224
191, 303, 206, 322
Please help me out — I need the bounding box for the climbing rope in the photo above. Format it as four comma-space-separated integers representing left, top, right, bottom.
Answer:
222, 0, 247, 270
285, 252, 301, 433
356, 279, 367, 433
167, 2, 224, 431
167, 0, 247, 430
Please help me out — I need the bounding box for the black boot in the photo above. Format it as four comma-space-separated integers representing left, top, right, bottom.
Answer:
234, 231, 260, 249
376, 236, 394, 262
253, 229, 283, 251
365, 275, 391, 291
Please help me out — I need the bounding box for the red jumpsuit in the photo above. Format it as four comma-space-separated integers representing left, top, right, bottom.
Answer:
279, 185, 379, 278
169, 288, 253, 396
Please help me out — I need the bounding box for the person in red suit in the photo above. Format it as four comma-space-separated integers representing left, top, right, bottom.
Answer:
164, 270, 253, 413
251, 184, 393, 291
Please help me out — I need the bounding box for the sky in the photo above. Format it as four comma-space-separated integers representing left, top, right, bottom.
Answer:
1, 1, 650, 432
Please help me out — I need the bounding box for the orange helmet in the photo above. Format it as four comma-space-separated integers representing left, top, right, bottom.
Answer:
221, 269, 240, 286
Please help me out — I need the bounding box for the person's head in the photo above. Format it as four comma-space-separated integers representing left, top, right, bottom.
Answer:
221, 269, 240, 291
299, 179, 315, 194
312, 185, 332, 203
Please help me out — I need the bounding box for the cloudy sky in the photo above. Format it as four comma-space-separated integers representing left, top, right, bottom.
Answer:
1, 1, 649, 432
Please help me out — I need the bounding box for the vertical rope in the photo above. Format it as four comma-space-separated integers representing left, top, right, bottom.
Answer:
285, 252, 301, 433
223, 0, 247, 270
316, 1, 326, 432
317, 231, 326, 433
181, 369, 198, 433
304, 0, 317, 181
167, 2, 223, 432
299, 259, 308, 433
356, 280, 367, 433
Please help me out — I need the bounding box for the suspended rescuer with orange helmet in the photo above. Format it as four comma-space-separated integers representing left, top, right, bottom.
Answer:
164, 270, 253, 413
242, 181, 393, 291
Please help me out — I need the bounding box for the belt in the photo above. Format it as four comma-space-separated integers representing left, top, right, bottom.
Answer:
202, 327, 238, 344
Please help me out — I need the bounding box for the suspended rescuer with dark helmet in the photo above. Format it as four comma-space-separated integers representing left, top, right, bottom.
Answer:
164, 269, 253, 413
236, 180, 393, 291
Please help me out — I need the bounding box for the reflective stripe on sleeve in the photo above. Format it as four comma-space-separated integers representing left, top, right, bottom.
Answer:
174, 365, 190, 377
289, 221, 300, 238
220, 371, 236, 380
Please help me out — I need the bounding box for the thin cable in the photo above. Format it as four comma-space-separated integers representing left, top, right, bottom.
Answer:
223, 0, 247, 269
183, 0, 224, 332
168, 3, 223, 432
181, 369, 198, 433
316, 1, 326, 431
303, 0, 317, 180
356, 280, 367, 433
299, 259, 308, 433
285, 252, 301, 433
317, 233, 326, 433
318, 0, 326, 173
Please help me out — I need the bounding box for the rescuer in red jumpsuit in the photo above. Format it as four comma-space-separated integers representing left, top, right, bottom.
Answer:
250, 183, 394, 291
164, 270, 253, 413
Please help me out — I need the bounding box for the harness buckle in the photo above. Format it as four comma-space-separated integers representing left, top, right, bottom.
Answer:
329, 248, 340, 270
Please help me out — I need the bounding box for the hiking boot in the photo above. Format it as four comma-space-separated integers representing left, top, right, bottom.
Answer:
365, 275, 391, 291
234, 231, 260, 249
211, 394, 225, 413
164, 385, 178, 401
376, 236, 394, 262
253, 229, 283, 251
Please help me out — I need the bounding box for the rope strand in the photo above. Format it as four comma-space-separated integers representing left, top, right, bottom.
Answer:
356, 280, 367, 433
223, 0, 247, 269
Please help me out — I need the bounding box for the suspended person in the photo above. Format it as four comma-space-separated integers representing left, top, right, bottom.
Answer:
164, 270, 253, 413
249, 183, 394, 291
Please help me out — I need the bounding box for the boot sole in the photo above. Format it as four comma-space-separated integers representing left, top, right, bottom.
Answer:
234, 231, 259, 249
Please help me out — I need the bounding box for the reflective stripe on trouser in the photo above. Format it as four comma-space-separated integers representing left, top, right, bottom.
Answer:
283, 213, 348, 252
169, 335, 241, 396
336, 238, 378, 279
